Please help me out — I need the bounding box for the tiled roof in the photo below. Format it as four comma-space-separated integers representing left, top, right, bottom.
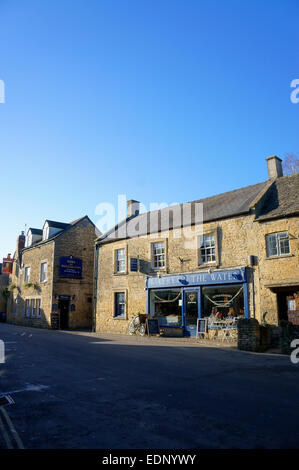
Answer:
97, 181, 268, 244
28, 228, 42, 235
44, 220, 70, 229
256, 173, 299, 221
22, 216, 91, 251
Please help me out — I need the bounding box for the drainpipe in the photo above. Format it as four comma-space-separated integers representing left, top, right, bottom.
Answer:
92, 243, 99, 332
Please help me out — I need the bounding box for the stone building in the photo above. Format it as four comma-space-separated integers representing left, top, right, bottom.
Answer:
0, 270, 9, 317
7, 216, 99, 329
94, 156, 299, 336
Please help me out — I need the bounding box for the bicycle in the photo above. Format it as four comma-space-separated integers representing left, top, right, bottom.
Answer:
128, 314, 146, 336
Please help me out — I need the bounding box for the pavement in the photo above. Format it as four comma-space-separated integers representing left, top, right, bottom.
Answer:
0, 322, 299, 449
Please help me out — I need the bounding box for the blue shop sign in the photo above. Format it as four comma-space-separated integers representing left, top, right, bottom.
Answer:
59, 256, 82, 279
146, 267, 246, 289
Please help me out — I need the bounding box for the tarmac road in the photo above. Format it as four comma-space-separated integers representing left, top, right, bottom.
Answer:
0, 322, 299, 449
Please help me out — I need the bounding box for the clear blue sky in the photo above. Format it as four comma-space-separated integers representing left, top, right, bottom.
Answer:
0, 0, 298, 260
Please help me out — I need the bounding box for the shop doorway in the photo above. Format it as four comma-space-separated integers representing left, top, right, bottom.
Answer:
184, 290, 199, 336
58, 299, 70, 329
277, 290, 297, 323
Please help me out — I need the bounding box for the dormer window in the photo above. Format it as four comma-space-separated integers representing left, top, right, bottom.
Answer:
43, 223, 50, 240
27, 228, 43, 246
42, 220, 69, 240
27, 233, 32, 247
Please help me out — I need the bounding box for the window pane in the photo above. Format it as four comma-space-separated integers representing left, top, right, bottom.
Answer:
199, 234, 215, 264
41, 263, 47, 281
150, 289, 182, 326
278, 233, 290, 255
36, 299, 41, 317
116, 249, 125, 272
115, 292, 125, 317
202, 285, 244, 319
153, 242, 165, 268
266, 234, 278, 257
31, 299, 35, 317
266, 232, 290, 257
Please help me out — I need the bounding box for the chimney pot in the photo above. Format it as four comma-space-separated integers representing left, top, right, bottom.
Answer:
266, 155, 283, 179
127, 200, 140, 218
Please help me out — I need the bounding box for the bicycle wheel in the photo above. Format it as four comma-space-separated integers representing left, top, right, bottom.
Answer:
139, 324, 146, 337
128, 322, 136, 335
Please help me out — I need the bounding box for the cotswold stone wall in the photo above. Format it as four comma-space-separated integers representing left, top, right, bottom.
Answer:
95, 215, 258, 334
95, 210, 299, 335
237, 318, 261, 352
6, 241, 55, 328
6, 218, 96, 329
53, 218, 96, 329
252, 217, 299, 325
0, 274, 9, 313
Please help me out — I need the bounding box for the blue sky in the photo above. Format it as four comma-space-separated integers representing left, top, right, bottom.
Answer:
0, 0, 298, 260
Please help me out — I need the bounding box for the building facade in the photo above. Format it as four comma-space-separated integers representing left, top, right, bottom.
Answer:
94, 156, 299, 336
7, 216, 98, 329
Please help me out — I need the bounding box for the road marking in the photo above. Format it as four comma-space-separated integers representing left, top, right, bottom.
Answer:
1, 407, 24, 449
0, 411, 14, 449
0, 384, 49, 397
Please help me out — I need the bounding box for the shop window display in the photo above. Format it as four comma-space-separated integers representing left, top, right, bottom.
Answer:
202, 285, 244, 320
150, 289, 182, 326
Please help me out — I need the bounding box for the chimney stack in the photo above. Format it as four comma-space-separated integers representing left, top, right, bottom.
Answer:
266, 155, 283, 179
127, 200, 140, 218
17, 231, 26, 253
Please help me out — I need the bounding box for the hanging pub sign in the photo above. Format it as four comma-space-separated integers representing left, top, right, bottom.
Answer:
59, 256, 82, 279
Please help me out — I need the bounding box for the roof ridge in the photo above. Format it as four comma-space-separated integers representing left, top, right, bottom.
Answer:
190, 180, 267, 204
97, 180, 268, 243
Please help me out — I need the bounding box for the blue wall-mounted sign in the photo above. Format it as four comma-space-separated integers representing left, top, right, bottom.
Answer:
59, 256, 82, 279
130, 258, 138, 272
146, 267, 246, 290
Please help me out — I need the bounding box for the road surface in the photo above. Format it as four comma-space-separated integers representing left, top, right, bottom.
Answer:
0, 322, 298, 449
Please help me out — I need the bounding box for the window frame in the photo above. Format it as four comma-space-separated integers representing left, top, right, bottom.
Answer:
24, 297, 42, 318
25, 299, 31, 317
198, 231, 217, 266
31, 298, 36, 318
151, 240, 166, 271
114, 248, 126, 274
114, 291, 126, 319
40, 261, 47, 283
36, 298, 41, 318
266, 231, 291, 258
24, 266, 31, 283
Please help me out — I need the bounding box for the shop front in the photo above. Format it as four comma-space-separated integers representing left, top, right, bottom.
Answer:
145, 268, 249, 337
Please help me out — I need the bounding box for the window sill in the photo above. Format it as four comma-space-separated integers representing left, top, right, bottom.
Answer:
114, 272, 128, 276
266, 254, 293, 260
113, 316, 127, 320
197, 262, 218, 269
